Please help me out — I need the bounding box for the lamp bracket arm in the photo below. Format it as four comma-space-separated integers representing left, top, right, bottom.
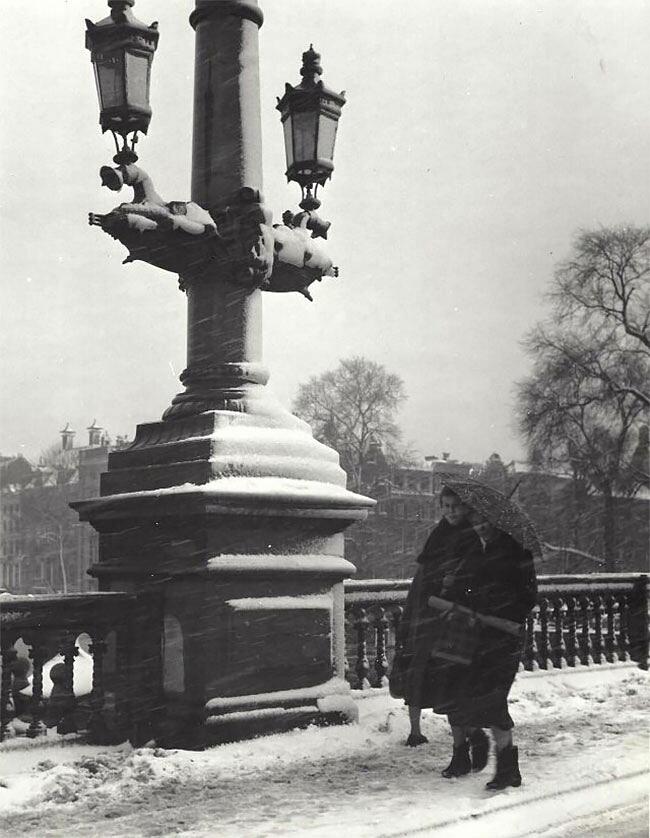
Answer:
99, 163, 166, 205
89, 176, 340, 302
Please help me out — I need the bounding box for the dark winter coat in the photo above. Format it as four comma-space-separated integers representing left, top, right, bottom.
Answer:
442, 530, 538, 729
396, 519, 481, 709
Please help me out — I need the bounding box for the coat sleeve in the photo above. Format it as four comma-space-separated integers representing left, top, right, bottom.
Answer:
396, 564, 422, 650
514, 548, 538, 623
437, 555, 477, 607
397, 526, 437, 648
414, 526, 439, 565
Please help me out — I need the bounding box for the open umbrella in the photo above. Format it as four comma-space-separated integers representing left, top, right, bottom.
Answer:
441, 476, 543, 557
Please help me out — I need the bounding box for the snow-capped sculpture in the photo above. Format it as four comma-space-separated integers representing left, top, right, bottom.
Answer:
89, 164, 338, 300
265, 210, 338, 301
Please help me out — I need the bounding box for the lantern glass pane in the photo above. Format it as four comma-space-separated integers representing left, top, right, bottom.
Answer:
292, 111, 318, 163
282, 116, 294, 167
125, 51, 150, 109
316, 114, 338, 162
94, 53, 125, 109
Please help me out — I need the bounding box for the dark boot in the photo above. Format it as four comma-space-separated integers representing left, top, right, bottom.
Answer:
441, 742, 471, 778
405, 733, 428, 747
469, 728, 489, 772
486, 745, 522, 790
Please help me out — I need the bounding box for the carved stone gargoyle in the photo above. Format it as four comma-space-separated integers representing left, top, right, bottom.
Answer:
264, 210, 339, 301
89, 164, 338, 299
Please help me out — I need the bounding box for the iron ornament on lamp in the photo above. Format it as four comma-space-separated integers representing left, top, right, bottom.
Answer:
86, 3, 345, 300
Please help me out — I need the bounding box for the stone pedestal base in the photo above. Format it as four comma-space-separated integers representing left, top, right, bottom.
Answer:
72, 405, 372, 748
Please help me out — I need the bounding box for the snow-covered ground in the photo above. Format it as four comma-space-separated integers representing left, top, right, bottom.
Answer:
0, 664, 647, 838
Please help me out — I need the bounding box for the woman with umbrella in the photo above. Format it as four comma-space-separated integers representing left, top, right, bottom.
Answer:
394, 486, 483, 748
434, 479, 539, 790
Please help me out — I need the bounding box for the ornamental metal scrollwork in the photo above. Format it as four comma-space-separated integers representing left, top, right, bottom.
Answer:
89, 163, 339, 300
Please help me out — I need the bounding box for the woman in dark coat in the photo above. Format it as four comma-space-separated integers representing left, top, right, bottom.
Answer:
440, 513, 538, 789
396, 488, 481, 745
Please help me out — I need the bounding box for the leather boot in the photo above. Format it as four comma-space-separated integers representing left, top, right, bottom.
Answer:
469, 728, 489, 772
405, 733, 428, 747
441, 742, 471, 778
486, 745, 522, 790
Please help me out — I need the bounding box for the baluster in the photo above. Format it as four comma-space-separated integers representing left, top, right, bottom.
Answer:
0, 637, 18, 741
354, 608, 371, 690
88, 628, 108, 742
592, 594, 603, 664
617, 593, 630, 662
51, 634, 78, 734
565, 596, 578, 667
604, 593, 617, 663
523, 608, 538, 671
25, 635, 47, 738
578, 595, 592, 665
538, 598, 551, 669
390, 606, 403, 674
374, 607, 389, 687
552, 597, 567, 669
392, 605, 403, 644
630, 575, 649, 671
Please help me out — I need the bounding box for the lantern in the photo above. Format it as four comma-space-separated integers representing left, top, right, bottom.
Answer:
85, 0, 159, 162
276, 46, 345, 209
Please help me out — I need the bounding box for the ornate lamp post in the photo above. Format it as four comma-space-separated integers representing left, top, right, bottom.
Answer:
277, 45, 346, 237
85, 0, 159, 164
73, 0, 372, 748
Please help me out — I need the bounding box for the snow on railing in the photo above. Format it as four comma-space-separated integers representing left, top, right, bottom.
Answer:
0, 591, 163, 744
343, 574, 649, 689
2, 575, 646, 746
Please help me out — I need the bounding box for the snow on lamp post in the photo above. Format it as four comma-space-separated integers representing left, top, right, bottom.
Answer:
74, 0, 373, 749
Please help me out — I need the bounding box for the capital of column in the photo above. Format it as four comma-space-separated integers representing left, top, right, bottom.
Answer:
189, 0, 264, 30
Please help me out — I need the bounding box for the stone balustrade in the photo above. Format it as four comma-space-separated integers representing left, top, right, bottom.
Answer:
1, 574, 646, 744
0, 591, 163, 745
343, 574, 649, 689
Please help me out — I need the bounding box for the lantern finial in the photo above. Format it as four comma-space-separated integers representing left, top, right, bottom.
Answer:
108, 0, 136, 17
300, 45, 323, 85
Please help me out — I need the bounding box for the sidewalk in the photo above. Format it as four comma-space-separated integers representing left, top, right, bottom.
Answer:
0, 663, 648, 837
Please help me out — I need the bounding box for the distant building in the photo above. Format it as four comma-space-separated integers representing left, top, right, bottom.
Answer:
0, 483, 23, 590
344, 445, 649, 578
0, 422, 129, 594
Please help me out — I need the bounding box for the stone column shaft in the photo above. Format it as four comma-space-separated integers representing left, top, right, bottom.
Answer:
176, 0, 267, 415
190, 4, 263, 206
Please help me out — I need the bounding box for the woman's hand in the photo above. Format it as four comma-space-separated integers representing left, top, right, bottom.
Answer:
438, 601, 455, 621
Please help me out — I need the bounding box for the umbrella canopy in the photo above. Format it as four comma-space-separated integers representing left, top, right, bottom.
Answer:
441, 477, 543, 557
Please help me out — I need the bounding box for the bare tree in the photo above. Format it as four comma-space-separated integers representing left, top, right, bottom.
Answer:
552, 226, 650, 407
517, 334, 646, 570
517, 225, 650, 570
293, 356, 408, 491
39, 442, 79, 486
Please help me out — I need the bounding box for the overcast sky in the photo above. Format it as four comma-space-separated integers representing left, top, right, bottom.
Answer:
1, 0, 649, 464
